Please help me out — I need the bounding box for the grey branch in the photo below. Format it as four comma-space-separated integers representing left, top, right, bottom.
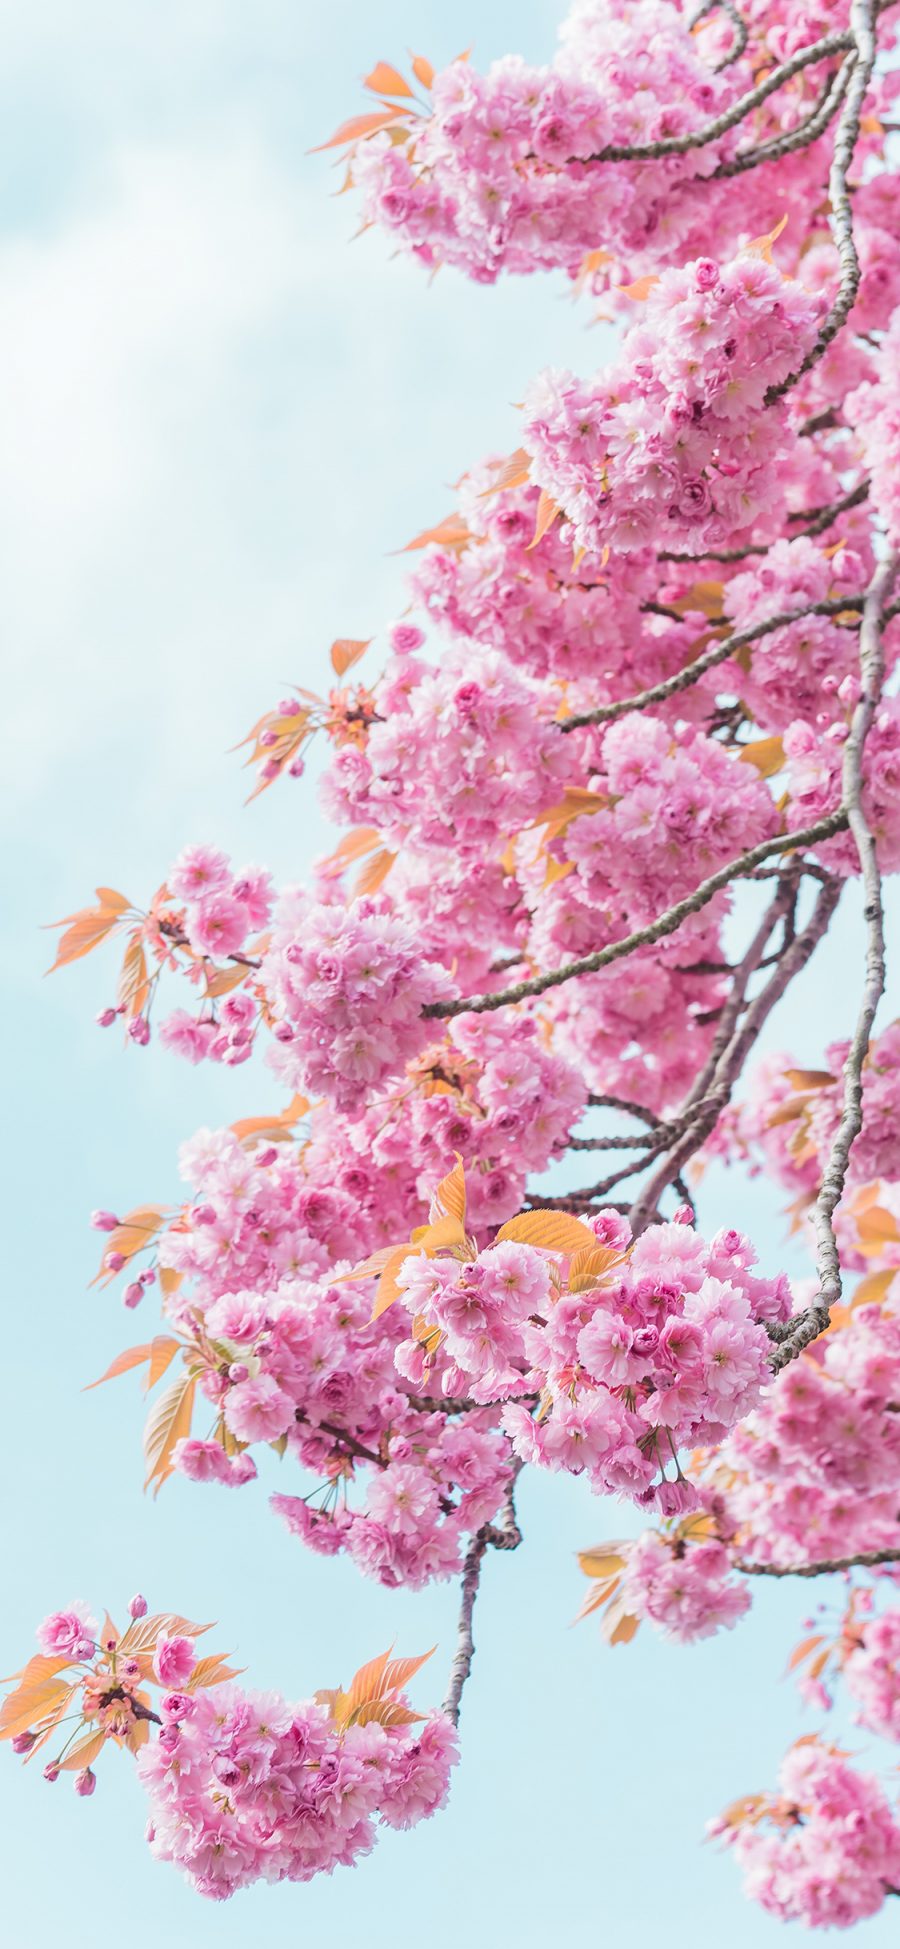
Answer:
687, 0, 750, 71
770, 549, 898, 1371
559, 595, 863, 733
628, 869, 841, 1234
712, 50, 855, 178
735, 1546, 900, 1578
765, 0, 881, 403
423, 812, 848, 1021
581, 30, 854, 163
442, 1466, 523, 1727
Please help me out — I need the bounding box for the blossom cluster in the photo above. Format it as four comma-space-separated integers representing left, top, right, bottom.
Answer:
521, 254, 822, 558
396, 1214, 789, 1509
711, 1740, 900, 1929
140, 1682, 456, 1900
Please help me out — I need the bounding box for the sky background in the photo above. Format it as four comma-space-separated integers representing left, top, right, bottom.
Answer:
2, 2, 900, 1943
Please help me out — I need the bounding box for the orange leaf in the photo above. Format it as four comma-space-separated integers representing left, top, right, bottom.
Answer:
145, 1336, 182, 1393
740, 737, 785, 780
230, 1095, 309, 1145
94, 888, 131, 912
429, 1156, 467, 1228
784, 1069, 836, 1090
529, 787, 609, 828
411, 54, 435, 88
330, 637, 373, 678
602, 1601, 640, 1647
617, 275, 660, 301
118, 1613, 213, 1657
371, 1243, 417, 1321
577, 1547, 629, 1579
58, 1727, 106, 1772
746, 214, 788, 263
787, 1633, 825, 1672
364, 62, 414, 97
309, 108, 406, 152
478, 448, 532, 499
568, 1243, 625, 1293
351, 1699, 425, 1728
117, 933, 149, 1020
84, 1343, 153, 1391
185, 1654, 244, 1691
496, 1210, 598, 1255
409, 1215, 468, 1254
143, 1375, 196, 1495
397, 512, 471, 554
856, 1206, 900, 1246
527, 489, 562, 550
45, 908, 124, 974
575, 1578, 622, 1621
0, 1679, 74, 1740
850, 1269, 897, 1308
354, 847, 396, 897
319, 828, 382, 880
204, 963, 251, 999
379, 1647, 435, 1695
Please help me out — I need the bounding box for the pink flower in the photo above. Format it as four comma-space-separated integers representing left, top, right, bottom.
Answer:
153, 1635, 196, 1687
36, 1604, 97, 1662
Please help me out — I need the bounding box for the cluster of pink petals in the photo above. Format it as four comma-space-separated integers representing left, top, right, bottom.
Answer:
320, 643, 569, 856
842, 1609, 900, 1743
138, 1683, 457, 1900
784, 698, 900, 876
711, 1304, 900, 1568
521, 255, 822, 557
712, 1740, 900, 1928
621, 1529, 750, 1643
396, 1216, 788, 1509
846, 310, 900, 547
261, 895, 456, 1113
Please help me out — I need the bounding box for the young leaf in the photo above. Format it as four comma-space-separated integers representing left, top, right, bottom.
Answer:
363, 62, 414, 97
411, 54, 435, 88
45, 907, 124, 974
371, 1243, 416, 1321
143, 1375, 196, 1495
496, 1210, 598, 1254
330, 636, 373, 678
429, 1156, 467, 1227
577, 1548, 628, 1579
84, 1344, 154, 1391
117, 933, 150, 1019
527, 489, 562, 550
309, 108, 406, 152
397, 512, 471, 553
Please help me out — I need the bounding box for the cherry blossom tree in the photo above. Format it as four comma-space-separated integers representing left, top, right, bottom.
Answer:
8, 0, 900, 1926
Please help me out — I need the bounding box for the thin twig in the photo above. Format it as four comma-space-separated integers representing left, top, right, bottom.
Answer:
423, 812, 848, 1020
558, 597, 862, 732
735, 1546, 900, 1578
771, 550, 897, 1370
442, 1465, 523, 1727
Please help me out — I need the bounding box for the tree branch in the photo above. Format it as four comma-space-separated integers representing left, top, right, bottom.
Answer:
423, 812, 848, 1021
558, 596, 862, 734
770, 549, 897, 1370
442, 1466, 523, 1727
735, 1546, 900, 1577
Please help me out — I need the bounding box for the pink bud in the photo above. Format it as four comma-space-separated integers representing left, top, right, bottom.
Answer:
91, 1210, 120, 1232
277, 697, 297, 715
74, 1768, 97, 1797
228, 1363, 249, 1384
191, 1204, 217, 1226
260, 758, 281, 781
128, 1016, 151, 1046
274, 1022, 294, 1042
123, 1282, 144, 1309
105, 1250, 126, 1272
672, 1204, 695, 1226
43, 1764, 60, 1783
128, 1593, 148, 1619
96, 1007, 118, 1027
259, 728, 278, 748
256, 1146, 278, 1167
140, 1268, 157, 1287
288, 758, 305, 779
12, 1732, 36, 1754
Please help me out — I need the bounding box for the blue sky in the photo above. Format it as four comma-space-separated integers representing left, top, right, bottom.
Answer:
3, 2, 900, 1942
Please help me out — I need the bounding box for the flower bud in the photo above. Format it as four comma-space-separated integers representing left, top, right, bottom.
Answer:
91, 1210, 119, 1232
12, 1732, 37, 1754
105, 1251, 126, 1272
128, 1593, 148, 1619
75, 1768, 97, 1797
123, 1281, 144, 1310
96, 1008, 118, 1028
43, 1764, 60, 1783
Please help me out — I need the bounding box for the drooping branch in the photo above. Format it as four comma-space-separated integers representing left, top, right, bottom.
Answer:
735, 1547, 900, 1577
442, 1465, 523, 1728
580, 29, 855, 163
423, 812, 848, 1021
689, 0, 750, 72
628, 868, 841, 1233
765, 0, 881, 403
558, 596, 863, 734
771, 548, 897, 1370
